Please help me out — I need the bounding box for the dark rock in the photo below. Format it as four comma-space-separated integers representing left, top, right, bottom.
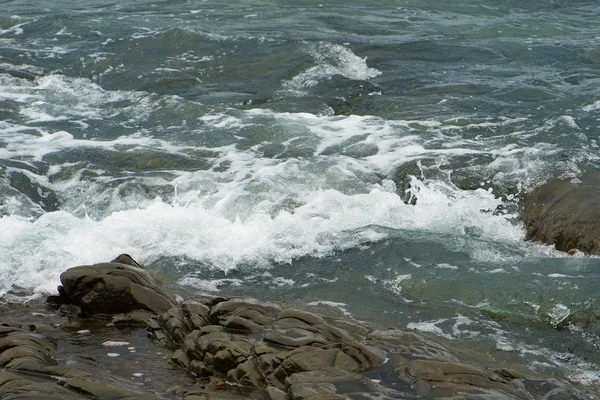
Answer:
158, 306, 192, 344
54, 255, 176, 315
520, 171, 600, 254
0, 371, 76, 399
110, 309, 155, 327
208, 298, 281, 325
0, 325, 145, 399
0, 331, 60, 375
277, 309, 324, 326
228, 359, 265, 387
276, 348, 360, 381
190, 360, 213, 377
286, 369, 379, 400
182, 300, 210, 322
286, 381, 338, 400
190, 359, 211, 377
222, 316, 260, 333
329, 319, 371, 338
266, 386, 287, 400
340, 342, 386, 370
62, 377, 145, 399
396, 357, 531, 398
14, 257, 599, 399
171, 348, 191, 368
265, 328, 329, 348
368, 329, 460, 363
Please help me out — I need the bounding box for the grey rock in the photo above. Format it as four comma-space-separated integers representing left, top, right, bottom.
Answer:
254, 342, 279, 355
158, 306, 192, 343
0, 371, 77, 399
368, 329, 460, 363
266, 386, 287, 400
399, 359, 520, 397
208, 298, 282, 325
55, 255, 176, 315
222, 315, 260, 333
329, 319, 371, 338
110, 309, 154, 327
62, 377, 145, 399
520, 170, 600, 255
286, 369, 380, 399
189, 360, 211, 377
341, 342, 387, 370
265, 328, 329, 348
182, 300, 210, 322
228, 359, 265, 387
276, 348, 360, 380
287, 381, 337, 400
231, 307, 271, 326
171, 348, 190, 368
277, 309, 324, 326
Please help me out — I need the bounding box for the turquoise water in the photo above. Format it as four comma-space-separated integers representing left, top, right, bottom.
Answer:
1, 0, 600, 387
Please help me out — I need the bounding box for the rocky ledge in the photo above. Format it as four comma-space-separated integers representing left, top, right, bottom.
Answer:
1, 255, 596, 399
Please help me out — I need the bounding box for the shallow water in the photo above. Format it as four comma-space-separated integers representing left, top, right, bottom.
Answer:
2, 0, 600, 388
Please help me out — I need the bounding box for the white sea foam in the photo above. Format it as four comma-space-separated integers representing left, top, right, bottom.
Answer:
102, 341, 130, 347
176, 277, 243, 292
0, 74, 559, 297
583, 100, 600, 112
436, 263, 458, 270
383, 274, 412, 296
308, 301, 352, 316
407, 319, 453, 339
0, 141, 532, 297
281, 42, 381, 94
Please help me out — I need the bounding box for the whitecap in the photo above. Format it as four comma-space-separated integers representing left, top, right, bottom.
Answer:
281, 42, 381, 94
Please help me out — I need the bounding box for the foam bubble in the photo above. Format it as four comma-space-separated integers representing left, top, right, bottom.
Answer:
102, 341, 130, 347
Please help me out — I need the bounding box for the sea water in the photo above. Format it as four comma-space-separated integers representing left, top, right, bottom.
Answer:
1, 0, 600, 388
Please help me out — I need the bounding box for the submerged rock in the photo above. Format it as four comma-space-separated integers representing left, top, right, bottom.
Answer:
520, 170, 600, 255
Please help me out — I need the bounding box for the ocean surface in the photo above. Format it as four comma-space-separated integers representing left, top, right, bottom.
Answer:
2, 0, 600, 388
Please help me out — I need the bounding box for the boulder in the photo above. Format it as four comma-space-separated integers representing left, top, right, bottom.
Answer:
520, 171, 600, 254
51, 254, 176, 315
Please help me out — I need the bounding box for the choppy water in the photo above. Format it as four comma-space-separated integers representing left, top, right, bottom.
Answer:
2, 0, 600, 388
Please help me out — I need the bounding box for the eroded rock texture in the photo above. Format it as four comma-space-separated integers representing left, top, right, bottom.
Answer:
151, 298, 594, 399
50, 254, 177, 315
0, 323, 145, 399
1, 255, 596, 399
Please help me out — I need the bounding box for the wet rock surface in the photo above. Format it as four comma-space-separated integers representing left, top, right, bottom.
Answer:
520, 170, 600, 255
1, 255, 599, 399
48, 254, 177, 315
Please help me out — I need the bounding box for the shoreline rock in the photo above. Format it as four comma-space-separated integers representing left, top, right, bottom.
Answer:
520, 170, 600, 255
1, 255, 598, 399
